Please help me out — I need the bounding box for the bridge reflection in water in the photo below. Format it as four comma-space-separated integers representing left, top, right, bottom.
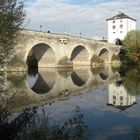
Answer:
26, 66, 137, 111
0, 65, 136, 116
0, 66, 139, 140
27, 66, 116, 95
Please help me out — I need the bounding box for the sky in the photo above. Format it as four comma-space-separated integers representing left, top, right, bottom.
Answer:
24, 0, 140, 39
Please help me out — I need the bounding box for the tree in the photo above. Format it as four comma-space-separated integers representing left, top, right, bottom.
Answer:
123, 30, 140, 63
0, 0, 25, 69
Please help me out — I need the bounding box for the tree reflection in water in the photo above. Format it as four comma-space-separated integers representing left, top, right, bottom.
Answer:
0, 106, 88, 140
123, 67, 140, 96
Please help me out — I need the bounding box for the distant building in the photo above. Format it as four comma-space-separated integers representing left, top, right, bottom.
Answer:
106, 12, 136, 44
107, 81, 136, 111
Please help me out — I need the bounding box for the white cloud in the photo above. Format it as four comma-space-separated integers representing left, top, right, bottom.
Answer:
24, 0, 140, 39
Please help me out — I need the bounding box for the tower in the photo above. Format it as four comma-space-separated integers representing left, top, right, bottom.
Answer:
106, 12, 136, 44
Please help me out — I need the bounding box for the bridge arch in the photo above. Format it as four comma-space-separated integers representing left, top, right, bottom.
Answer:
98, 48, 110, 63
27, 43, 56, 68
114, 38, 123, 45
70, 45, 90, 66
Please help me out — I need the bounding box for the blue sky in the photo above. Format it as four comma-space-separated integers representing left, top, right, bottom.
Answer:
24, 0, 140, 39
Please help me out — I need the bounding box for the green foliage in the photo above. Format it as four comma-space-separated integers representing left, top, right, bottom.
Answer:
58, 56, 73, 66
123, 67, 140, 96
111, 54, 120, 61
90, 66, 103, 75
8, 55, 26, 70
57, 68, 73, 79
7, 72, 26, 87
0, 0, 25, 67
123, 30, 140, 63
90, 55, 104, 66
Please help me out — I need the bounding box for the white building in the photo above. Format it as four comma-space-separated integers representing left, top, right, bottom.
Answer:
107, 12, 136, 44
107, 81, 136, 111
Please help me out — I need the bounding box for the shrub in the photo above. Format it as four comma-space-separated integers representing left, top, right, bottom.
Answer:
90, 55, 104, 66
58, 56, 73, 66
111, 54, 120, 61
8, 55, 26, 70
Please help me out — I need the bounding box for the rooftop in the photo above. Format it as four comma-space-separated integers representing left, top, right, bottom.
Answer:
106, 12, 136, 21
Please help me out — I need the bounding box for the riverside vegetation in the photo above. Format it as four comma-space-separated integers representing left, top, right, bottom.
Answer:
121, 29, 140, 65
0, 0, 25, 70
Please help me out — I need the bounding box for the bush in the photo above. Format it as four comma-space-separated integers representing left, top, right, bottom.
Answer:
58, 56, 73, 66
111, 54, 120, 61
90, 55, 104, 66
8, 55, 26, 70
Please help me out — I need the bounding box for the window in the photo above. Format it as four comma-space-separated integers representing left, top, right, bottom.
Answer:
113, 101, 116, 104
113, 32, 115, 34
120, 102, 123, 106
120, 31, 123, 33
113, 20, 115, 23
120, 24, 123, 29
112, 25, 116, 29
120, 96, 123, 100
113, 95, 116, 100
120, 20, 122, 23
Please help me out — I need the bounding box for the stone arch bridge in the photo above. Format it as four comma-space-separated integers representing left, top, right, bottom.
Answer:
15, 29, 119, 68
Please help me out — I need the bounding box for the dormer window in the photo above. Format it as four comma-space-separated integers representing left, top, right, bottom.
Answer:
120, 20, 122, 23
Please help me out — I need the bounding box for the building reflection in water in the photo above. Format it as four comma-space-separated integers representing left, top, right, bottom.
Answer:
107, 79, 136, 111
1, 66, 140, 140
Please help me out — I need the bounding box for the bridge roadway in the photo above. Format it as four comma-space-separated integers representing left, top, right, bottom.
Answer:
15, 29, 119, 68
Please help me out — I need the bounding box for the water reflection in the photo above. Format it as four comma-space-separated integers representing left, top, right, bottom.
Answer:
27, 69, 56, 94
99, 69, 108, 80
108, 80, 136, 111
71, 69, 89, 87
0, 66, 140, 140
57, 68, 73, 79
0, 106, 88, 140
27, 66, 115, 94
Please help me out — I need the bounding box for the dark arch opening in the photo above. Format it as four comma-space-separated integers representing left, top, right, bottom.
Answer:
27, 69, 56, 94
99, 72, 108, 80
114, 38, 123, 45
71, 69, 89, 87
27, 43, 56, 68
99, 48, 109, 62
70, 45, 89, 65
